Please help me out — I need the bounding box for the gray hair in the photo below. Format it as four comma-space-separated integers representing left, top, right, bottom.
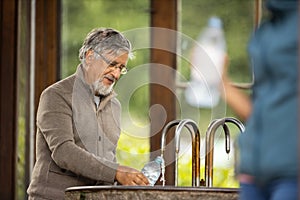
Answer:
79, 28, 132, 64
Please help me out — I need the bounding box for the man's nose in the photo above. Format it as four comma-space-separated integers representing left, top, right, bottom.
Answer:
111, 68, 121, 79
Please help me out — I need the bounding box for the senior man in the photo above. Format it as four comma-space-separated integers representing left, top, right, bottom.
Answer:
27, 28, 149, 199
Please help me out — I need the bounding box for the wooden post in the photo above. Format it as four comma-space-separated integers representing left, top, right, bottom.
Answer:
34, 0, 61, 111
0, 0, 19, 198
25, 0, 60, 196
150, 0, 178, 185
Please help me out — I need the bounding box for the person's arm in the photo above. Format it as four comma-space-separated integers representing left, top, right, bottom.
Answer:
220, 56, 252, 121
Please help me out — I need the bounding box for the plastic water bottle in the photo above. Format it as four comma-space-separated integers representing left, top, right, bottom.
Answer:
141, 156, 163, 186
185, 16, 226, 108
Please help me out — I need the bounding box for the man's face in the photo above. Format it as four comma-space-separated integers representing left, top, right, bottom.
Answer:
92, 52, 129, 96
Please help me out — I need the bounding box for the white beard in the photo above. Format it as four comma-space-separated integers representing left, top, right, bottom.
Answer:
92, 78, 115, 96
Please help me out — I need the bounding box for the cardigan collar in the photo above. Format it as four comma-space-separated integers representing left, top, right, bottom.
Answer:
72, 64, 118, 155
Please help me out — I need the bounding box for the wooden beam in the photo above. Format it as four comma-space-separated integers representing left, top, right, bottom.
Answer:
32, 0, 60, 168
0, 0, 18, 198
34, 0, 60, 111
150, 0, 177, 185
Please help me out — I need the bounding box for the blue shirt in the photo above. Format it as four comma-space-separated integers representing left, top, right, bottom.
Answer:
238, 0, 298, 184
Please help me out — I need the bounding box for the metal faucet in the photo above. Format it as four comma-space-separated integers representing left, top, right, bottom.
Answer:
204, 117, 245, 187
175, 119, 201, 187
160, 119, 181, 186
161, 119, 181, 157
160, 119, 201, 187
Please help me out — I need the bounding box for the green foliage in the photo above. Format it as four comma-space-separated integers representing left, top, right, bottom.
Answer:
116, 131, 150, 171
17, 116, 25, 199
180, 0, 254, 83
177, 153, 239, 187
61, 0, 149, 77
17, 23, 28, 198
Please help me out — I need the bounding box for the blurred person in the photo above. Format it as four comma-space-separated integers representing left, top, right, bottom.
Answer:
221, 0, 298, 199
27, 28, 149, 200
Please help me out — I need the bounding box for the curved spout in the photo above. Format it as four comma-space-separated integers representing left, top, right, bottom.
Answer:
204, 117, 244, 187
204, 118, 228, 187
160, 119, 181, 186
224, 117, 245, 132
175, 119, 201, 187
161, 119, 181, 156
223, 123, 230, 154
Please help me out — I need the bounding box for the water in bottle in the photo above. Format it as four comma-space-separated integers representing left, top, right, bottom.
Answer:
141, 156, 163, 186
185, 16, 227, 108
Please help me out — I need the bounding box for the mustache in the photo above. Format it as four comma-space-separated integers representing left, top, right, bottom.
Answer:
103, 75, 116, 83
93, 77, 115, 96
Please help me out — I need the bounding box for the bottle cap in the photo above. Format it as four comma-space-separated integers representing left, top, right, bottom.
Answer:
155, 156, 163, 164
208, 16, 222, 29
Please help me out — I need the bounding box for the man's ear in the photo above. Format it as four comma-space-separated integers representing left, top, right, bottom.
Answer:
85, 50, 94, 64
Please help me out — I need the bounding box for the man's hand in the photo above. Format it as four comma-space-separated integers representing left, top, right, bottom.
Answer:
115, 165, 150, 186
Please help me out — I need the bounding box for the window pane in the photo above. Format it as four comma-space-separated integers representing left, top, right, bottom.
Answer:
178, 0, 259, 187
180, 0, 255, 84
